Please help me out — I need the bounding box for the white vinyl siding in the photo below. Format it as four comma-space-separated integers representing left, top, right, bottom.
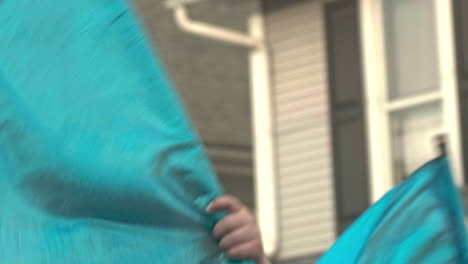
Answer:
265, 0, 336, 259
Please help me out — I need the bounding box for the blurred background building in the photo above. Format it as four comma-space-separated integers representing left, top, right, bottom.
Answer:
133, 0, 468, 263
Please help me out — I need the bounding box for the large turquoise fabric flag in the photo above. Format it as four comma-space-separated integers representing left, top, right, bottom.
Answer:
318, 157, 468, 264
0, 0, 252, 263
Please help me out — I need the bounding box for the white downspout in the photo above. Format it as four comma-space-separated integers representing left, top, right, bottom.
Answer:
174, 6, 261, 48
170, 3, 279, 258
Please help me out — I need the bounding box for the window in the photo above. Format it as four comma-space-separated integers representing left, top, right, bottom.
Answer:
360, 0, 463, 200
383, 0, 442, 182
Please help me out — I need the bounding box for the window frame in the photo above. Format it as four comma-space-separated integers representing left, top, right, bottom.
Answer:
359, 0, 464, 202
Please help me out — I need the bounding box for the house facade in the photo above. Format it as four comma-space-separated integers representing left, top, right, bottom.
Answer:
134, 0, 468, 263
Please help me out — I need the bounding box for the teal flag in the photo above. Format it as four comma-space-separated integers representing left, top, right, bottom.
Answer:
319, 157, 468, 264
0, 0, 252, 263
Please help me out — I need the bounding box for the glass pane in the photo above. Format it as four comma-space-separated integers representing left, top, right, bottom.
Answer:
384, 0, 440, 100
391, 102, 442, 182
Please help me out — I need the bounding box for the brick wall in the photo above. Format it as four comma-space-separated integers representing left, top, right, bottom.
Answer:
131, 0, 260, 208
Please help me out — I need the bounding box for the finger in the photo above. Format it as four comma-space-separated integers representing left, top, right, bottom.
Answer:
212, 211, 250, 239
226, 240, 263, 260
207, 195, 243, 214
219, 226, 257, 250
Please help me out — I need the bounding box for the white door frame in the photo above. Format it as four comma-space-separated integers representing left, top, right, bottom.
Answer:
359, 0, 464, 202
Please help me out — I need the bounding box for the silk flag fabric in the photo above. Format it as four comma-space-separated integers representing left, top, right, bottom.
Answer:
319, 157, 468, 264
0, 0, 253, 263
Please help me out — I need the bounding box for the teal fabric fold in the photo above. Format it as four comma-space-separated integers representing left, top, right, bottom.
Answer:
0, 0, 252, 263
319, 157, 468, 264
